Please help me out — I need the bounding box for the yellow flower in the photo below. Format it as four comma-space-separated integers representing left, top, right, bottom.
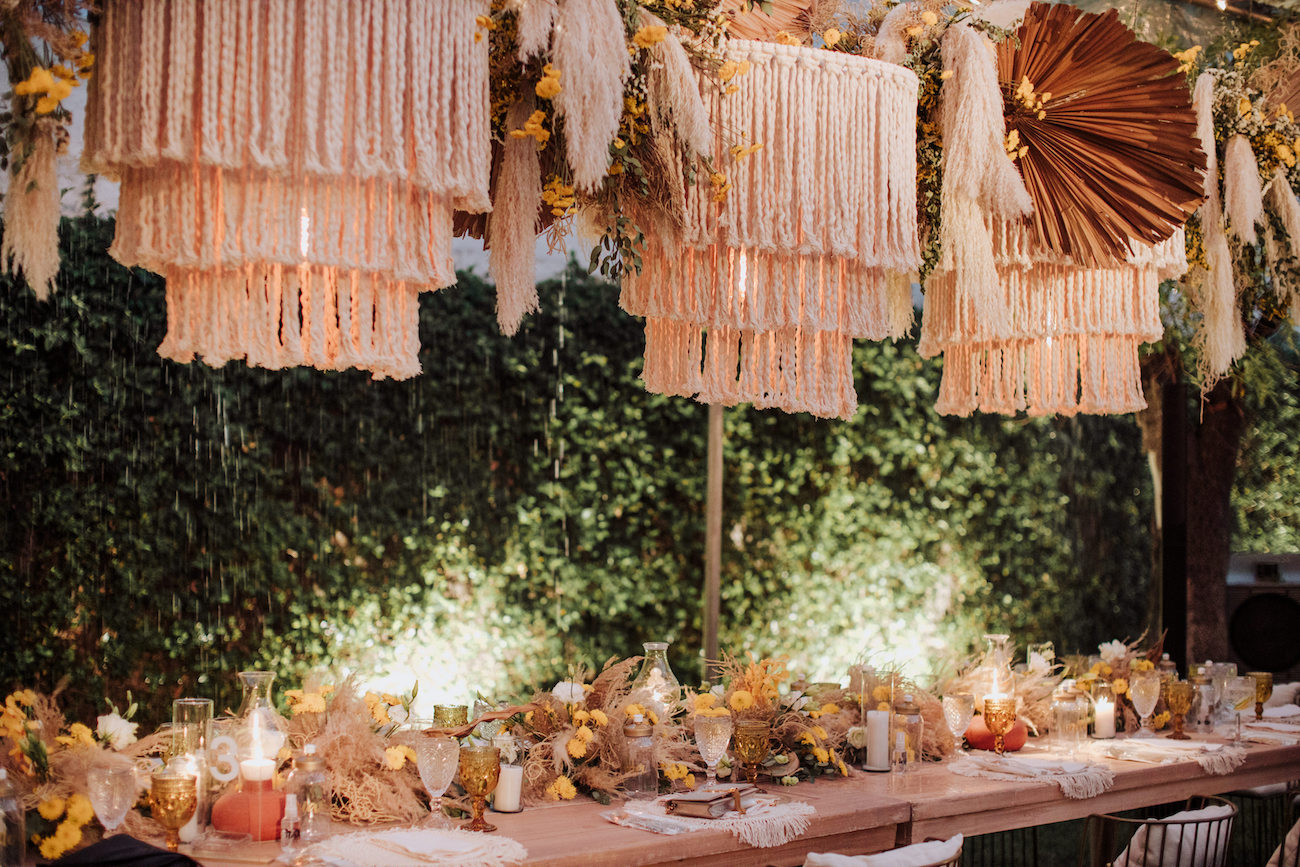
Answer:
872, 685, 891, 702
1239, 96, 1254, 119
566, 736, 588, 759
572, 709, 591, 725
906, 25, 923, 38
1112, 678, 1129, 696
820, 703, 841, 715
823, 28, 842, 47
35, 96, 59, 115
38, 797, 66, 821
57, 722, 96, 747
575, 724, 595, 743
1277, 143, 1296, 167
1132, 660, 1154, 673
14, 67, 55, 97
729, 690, 755, 711
624, 703, 646, 717
684, 773, 696, 788
800, 732, 815, 746
921, 10, 939, 25
65, 794, 94, 826
632, 25, 668, 49
838, 761, 848, 776
383, 746, 409, 771
39, 837, 65, 861
812, 725, 828, 740
535, 64, 562, 100
877, 701, 891, 712
813, 747, 830, 764
590, 709, 609, 727
372, 704, 391, 725
54, 819, 82, 849
774, 31, 801, 46
694, 693, 718, 712
547, 775, 577, 800
1153, 711, 1171, 730
718, 60, 738, 83
647, 709, 659, 725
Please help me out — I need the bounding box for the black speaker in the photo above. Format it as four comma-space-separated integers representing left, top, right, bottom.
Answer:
1226, 583, 1300, 677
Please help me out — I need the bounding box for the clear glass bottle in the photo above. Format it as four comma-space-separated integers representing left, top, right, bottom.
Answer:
622, 714, 659, 799
235, 670, 289, 759
0, 768, 24, 867
631, 642, 681, 718
1190, 675, 1217, 734
892, 694, 924, 773
1051, 682, 1084, 756
279, 794, 302, 855
982, 633, 1015, 701
284, 744, 330, 844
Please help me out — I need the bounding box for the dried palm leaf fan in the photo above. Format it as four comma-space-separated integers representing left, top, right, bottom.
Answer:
720, 0, 823, 41
997, 3, 1205, 265
918, 16, 1197, 416
82, 1, 490, 379
621, 41, 920, 420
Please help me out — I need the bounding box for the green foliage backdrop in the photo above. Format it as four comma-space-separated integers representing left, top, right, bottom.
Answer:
3, 213, 1161, 724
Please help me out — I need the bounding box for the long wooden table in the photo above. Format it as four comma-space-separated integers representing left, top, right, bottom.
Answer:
193, 739, 1300, 866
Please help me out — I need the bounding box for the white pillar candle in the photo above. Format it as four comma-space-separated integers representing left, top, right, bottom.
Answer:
493, 765, 523, 813
240, 758, 276, 782
1093, 697, 1116, 739
865, 710, 891, 771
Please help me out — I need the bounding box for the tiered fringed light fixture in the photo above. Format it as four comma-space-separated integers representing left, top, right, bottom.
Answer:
919, 5, 1203, 416
621, 40, 920, 420
82, 1, 489, 379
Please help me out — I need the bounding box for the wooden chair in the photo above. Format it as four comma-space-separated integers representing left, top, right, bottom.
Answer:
1078, 795, 1236, 867
802, 835, 963, 866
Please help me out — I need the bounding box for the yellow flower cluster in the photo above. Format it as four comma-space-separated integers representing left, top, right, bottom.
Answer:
729, 141, 764, 160
1173, 45, 1202, 76
13, 33, 92, 116
632, 25, 668, 49
362, 691, 402, 727
1131, 659, 1155, 673
728, 689, 754, 711
623, 703, 659, 725
905, 10, 940, 38
285, 685, 334, 716
1089, 661, 1114, 678
535, 64, 562, 100
1111, 677, 1129, 696
510, 110, 551, 148
693, 693, 731, 718
566, 719, 597, 758
34, 793, 94, 861
773, 31, 802, 46
823, 29, 842, 48
1239, 96, 1256, 120
1013, 76, 1051, 121
55, 722, 96, 748
573, 708, 608, 727
542, 175, 576, 217
717, 58, 753, 96
546, 775, 577, 800
662, 762, 695, 788
383, 744, 417, 771
1232, 39, 1261, 68
808, 702, 841, 720
473, 13, 496, 43
1, 690, 36, 741
1152, 711, 1171, 730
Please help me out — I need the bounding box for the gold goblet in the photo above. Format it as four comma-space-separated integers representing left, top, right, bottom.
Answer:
149, 772, 198, 853
434, 704, 469, 729
982, 697, 1017, 757
459, 746, 500, 832
1247, 672, 1273, 721
732, 720, 772, 787
1165, 681, 1193, 740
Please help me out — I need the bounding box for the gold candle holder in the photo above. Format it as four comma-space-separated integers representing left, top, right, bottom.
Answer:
458, 746, 500, 832
982, 697, 1017, 757
434, 704, 470, 728
1247, 672, 1273, 721
732, 720, 772, 787
1165, 681, 1192, 740
149, 772, 198, 853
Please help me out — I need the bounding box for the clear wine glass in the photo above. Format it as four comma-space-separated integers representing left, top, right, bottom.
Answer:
87, 764, 138, 835
415, 736, 460, 828
941, 694, 975, 759
694, 714, 733, 788
1129, 672, 1161, 738
1223, 676, 1256, 742
1209, 662, 1236, 722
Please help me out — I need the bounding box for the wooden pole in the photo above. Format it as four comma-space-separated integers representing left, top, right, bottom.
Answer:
1161, 378, 1188, 671
704, 404, 723, 682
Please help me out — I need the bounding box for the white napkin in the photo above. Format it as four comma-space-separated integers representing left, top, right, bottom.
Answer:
302, 827, 528, 867
1246, 720, 1300, 733
1262, 704, 1300, 719
805, 834, 963, 867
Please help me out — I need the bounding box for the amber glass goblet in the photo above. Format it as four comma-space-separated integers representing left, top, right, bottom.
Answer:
1165, 681, 1193, 740
148, 772, 197, 852
458, 746, 500, 832
983, 697, 1017, 756
1247, 672, 1273, 721
732, 720, 772, 787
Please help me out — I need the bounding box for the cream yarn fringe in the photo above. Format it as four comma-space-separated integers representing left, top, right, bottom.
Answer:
1, 123, 61, 300
634, 796, 816, 848
624, 41, 920, 420
82, 0, 490, 379
951, 754, 1116, 800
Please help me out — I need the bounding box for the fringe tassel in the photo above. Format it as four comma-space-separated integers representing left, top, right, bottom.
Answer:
0, 124, 61, 300
552, 0, 630, 192
645, 19, 712, 159
1194, 745, 1247, 776
1224, 134, 1265, 245
516, 0, 558, 61
489, 98, 544, 336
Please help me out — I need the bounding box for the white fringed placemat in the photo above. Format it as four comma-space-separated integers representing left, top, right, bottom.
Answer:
301, 827, 528, 866
948, 754, 1115, 799
1090, 738, 1248, 775
604, 794, 815, 848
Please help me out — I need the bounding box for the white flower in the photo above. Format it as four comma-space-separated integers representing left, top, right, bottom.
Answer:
1028, 651, 1051, 675
551, 681, 586, 705
96, 712, 139, 750
846, 726, 870, 749
1098, 640, 1129, 666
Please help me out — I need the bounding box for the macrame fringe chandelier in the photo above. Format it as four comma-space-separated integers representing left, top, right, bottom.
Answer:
621, 40, 920, 420
82, 0, 489, 379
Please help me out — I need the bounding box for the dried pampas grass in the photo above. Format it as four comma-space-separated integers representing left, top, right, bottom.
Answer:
645, 18, 712, 159
1223, 134, 1264, 245
490, 98, 544, 336
517, 0, 558, 61
552, 0, 630, 192
1, 124, 61, 300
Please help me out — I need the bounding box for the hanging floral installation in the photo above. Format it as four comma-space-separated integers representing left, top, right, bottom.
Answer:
80, 1, 491, 379
0, 0, 93, 300
1181, 29, 1300, 389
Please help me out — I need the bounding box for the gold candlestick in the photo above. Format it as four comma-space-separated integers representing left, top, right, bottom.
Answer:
458, 746, 500, 832
149, 772, 198, 853
982, 697, 1017, 757
1247, 672, 1273, 721
732, 720, 773, 787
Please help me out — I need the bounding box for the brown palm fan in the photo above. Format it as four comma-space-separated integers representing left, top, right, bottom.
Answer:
997, 4, 1205, 265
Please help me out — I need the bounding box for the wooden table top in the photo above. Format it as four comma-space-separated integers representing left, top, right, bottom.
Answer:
190, 738, 1300, 867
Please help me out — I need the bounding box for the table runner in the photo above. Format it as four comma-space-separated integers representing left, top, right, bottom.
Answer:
299, 827, 528, 866
948, 754, 1114, 799
1090, 738, 1247, 775
605, 794, 816, 848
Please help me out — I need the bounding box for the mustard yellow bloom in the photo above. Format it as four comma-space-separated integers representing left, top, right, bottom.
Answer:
57, 722, 96, 747
684, 773, 696, 788
54, 819, 82, 849
1112, 678, 1129, 696
575, 724, 595, 743
590, 709, 609, 727
812, 725, 828, 740
39, 837, 64, 861
820, 702, 841, 715
718, 61, 738, 83
38, 798, 66, 821
728, 690, 755, 711
14, 67, 55, 97
65, 794, 94, 826
1239, 96, 1254, 119
813, 747, 830, 764
624, 703, 646, 718
632, 25, 668, 49
547, 775, 577, 800
572, 709, 591, 725
566, 736, 588, 759
693, 693, 718, 711
921, 10, 939, 25
823, 29, 842, 47
383, 746, 409, 771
